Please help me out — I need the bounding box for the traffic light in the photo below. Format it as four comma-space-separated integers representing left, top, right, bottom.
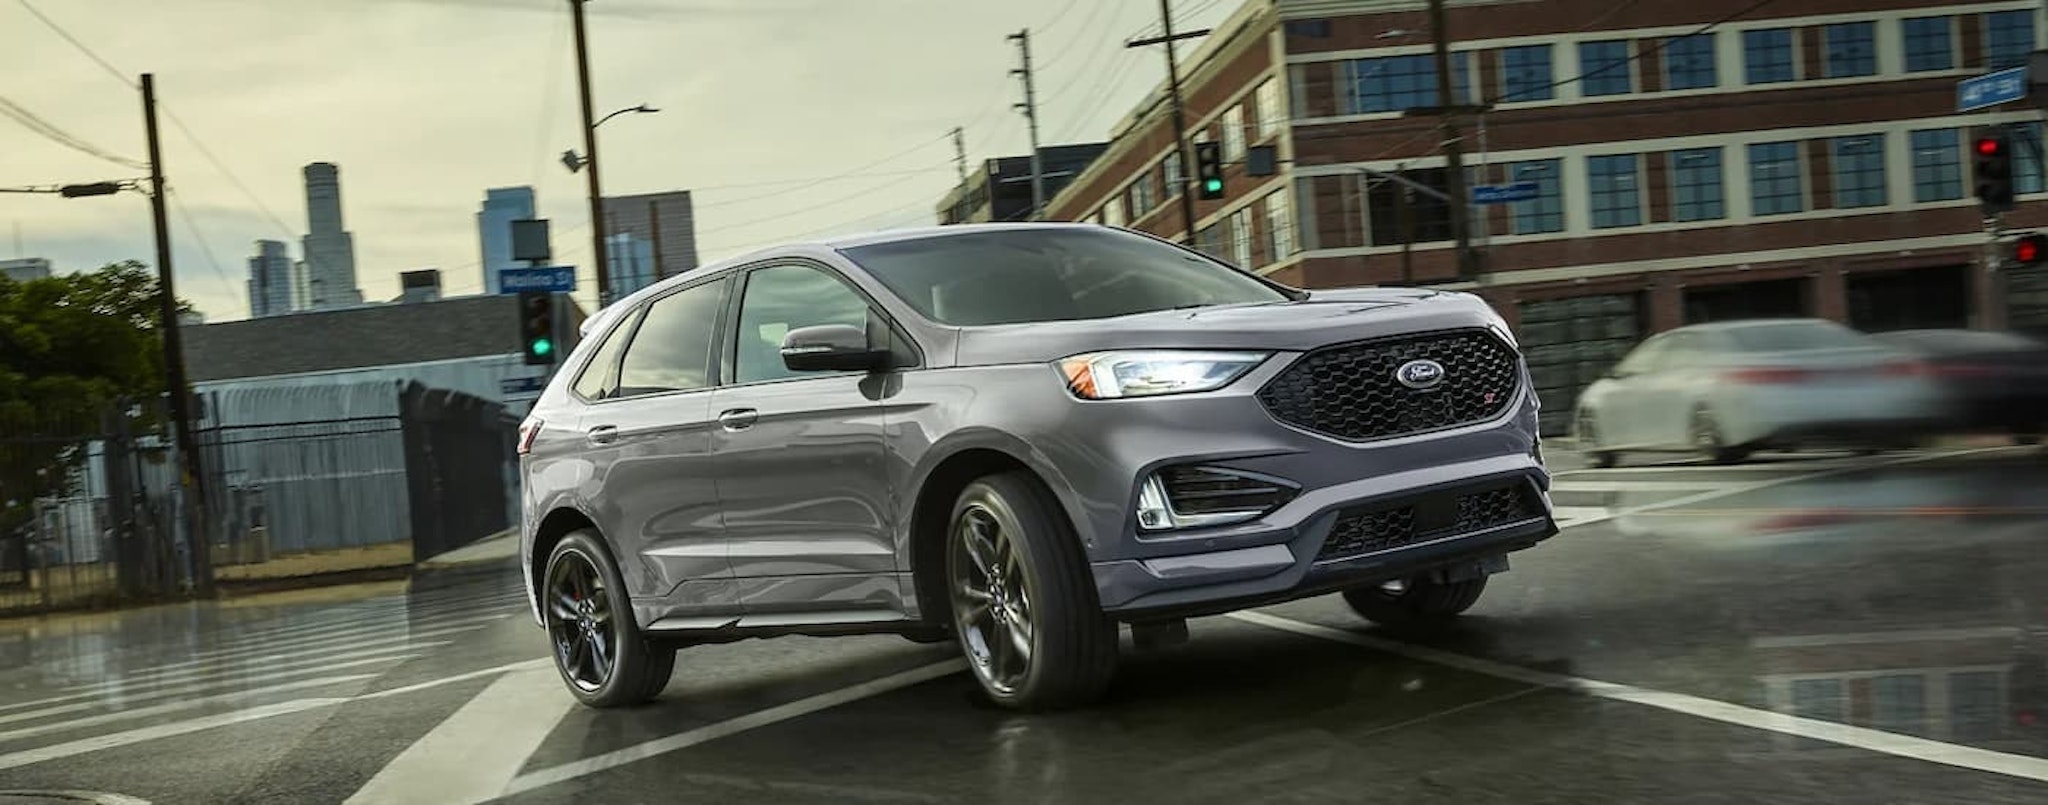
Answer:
518, 291, 556, 366
1195, 141, 1225, 200
1975, 127, 2015, 213
2014, 232, 2048, 265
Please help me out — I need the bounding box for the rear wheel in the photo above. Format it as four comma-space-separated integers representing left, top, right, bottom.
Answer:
947, 472, 1118, 711
1692, 408, 1751, 465
1343, 576, 1488, 628
543, 530, 675, 708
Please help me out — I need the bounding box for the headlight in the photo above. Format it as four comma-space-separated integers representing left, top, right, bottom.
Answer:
1477, 304, 1517, 347
1057, 350, 1270, 400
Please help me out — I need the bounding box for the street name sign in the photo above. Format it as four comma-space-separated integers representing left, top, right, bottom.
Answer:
1959, 66, 2028, 112
498, 266, 576, 294
1472, 181, 1540, 204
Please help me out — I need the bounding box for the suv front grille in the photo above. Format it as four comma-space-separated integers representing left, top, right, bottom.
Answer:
1316, 483, 1545, 562
1256, 329, 1521, 442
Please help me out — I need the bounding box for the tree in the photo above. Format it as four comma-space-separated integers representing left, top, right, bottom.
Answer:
0, 261, 184, 536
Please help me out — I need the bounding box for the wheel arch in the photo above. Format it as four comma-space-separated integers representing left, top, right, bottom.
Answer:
528, 506, 599, 624
904, 440, 1076, 628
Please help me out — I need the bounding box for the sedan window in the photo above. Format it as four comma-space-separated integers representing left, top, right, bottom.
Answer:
1728, 321, 1871, 351
841, 227, 1293, 326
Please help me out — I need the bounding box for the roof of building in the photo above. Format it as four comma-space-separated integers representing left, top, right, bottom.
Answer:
185, 294, 586, 383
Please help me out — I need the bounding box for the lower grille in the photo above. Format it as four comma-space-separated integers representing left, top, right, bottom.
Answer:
1317, 482, 1545, 562
1158, 467, 1295, 516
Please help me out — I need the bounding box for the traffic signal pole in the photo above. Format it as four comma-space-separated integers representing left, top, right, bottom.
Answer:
142, 73, 212, 594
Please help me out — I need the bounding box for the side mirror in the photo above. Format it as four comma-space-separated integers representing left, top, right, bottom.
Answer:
781, 324, 887, 373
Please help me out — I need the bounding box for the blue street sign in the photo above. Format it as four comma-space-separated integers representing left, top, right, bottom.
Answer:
500, 376, 546, 395
498, 266, 576, 294
1472, 181, 1541, 204
1958, 66, 2028, 112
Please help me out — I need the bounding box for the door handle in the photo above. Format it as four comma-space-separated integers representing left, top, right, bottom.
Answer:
717, 408, 758, 431
586, 425, 619, 446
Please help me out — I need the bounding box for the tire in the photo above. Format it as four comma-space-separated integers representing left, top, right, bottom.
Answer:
1343, 575, 1488, 628
542, 530, 676, 708
1576, 410, 1618, 469
1691, 408, 1751, 465
946, 471, 1118, 711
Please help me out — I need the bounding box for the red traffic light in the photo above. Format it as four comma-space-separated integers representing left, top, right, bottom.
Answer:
1978, 138, 2003, 156
2014, 233, 2048, 265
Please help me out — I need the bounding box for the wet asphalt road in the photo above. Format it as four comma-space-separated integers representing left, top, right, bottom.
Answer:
1, 445, 2046, 804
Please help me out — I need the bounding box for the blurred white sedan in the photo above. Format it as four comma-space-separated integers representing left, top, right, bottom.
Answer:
1573, 318, 1941, 466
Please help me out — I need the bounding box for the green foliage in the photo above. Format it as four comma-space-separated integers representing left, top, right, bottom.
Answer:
0, 261, 181, 533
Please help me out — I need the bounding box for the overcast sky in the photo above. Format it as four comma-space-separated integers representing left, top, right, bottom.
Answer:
1, 0, 1235, 320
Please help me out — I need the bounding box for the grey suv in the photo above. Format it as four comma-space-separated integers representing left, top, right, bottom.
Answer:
518, 223, 1557, 710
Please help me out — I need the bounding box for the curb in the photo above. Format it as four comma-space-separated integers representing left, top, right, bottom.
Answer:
415, 529, 520, 571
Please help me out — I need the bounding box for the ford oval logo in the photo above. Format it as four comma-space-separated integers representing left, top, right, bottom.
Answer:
1396, 359, 1446, 390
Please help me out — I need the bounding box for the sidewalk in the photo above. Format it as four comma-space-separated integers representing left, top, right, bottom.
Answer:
416, 528, 520, 571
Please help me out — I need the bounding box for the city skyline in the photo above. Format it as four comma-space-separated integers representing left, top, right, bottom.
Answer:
246, 238, 296, 318
0, 0, 1217, 322
478, 186, 538, 295
300, 162, 363, 309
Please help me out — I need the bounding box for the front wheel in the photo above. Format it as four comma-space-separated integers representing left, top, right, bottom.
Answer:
1692, 408, 1751, 465
543, 530, 675, 708
1343, 576, 1488, 628
1576, 410, 1618, 469
947, 472, 1118, 711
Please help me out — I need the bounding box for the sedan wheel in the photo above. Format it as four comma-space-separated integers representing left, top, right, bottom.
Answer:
1691, 408, 1751, 465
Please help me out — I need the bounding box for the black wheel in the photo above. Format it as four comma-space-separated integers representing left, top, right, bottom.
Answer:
1577, 410, 1618, 469
1343, 575, 1488, 628
543, 530, 675, 708
1692, 408, 1751, 465
947, 471, 1118, 711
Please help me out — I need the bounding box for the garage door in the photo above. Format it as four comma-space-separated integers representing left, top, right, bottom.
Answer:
1684, 277, 1810, 324
1517, 293, 1644, 437
1848, 265, 1969, 332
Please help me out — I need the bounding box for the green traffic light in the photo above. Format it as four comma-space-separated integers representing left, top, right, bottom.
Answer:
1204, 179, 1224, 192
531, 338, 553, 357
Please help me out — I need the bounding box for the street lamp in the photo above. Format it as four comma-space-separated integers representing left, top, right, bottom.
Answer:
561, 104, 659, 173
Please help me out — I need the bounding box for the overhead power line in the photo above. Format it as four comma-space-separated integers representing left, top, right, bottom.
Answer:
0, 96, 146, 169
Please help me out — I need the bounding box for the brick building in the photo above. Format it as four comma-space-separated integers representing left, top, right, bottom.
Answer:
1043, 0, 2048, 434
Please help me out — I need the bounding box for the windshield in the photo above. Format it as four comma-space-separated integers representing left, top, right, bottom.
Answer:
1726, 321, 1874, 352
840, 227, 1293, 326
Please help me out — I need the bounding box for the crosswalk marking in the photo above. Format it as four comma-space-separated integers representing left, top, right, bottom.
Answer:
1550, 479, 1728, 493
1551, 506, 1612, 528
0, 674, 378, 744
0, 654, 425, 726
346, 666, 578, 805
63, 621, 496, 691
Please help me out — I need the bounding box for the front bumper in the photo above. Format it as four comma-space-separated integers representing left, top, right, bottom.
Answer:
1091, 459, 1556, 618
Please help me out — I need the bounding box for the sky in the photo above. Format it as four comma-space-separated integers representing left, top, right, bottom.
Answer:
0, 0, 1237, 320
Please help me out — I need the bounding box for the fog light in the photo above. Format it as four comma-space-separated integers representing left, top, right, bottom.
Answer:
1137, 475, 1175, 531
1135, 466, 1298, 532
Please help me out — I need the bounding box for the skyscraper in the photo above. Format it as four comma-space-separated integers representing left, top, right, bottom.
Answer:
246, 240, 297, 318
300, 162, 363, 308
477, 186, 537, 295
601, 190, 699, 296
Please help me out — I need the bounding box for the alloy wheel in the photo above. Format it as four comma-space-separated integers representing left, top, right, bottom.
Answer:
950, 503, 1035, 697
546, 550, 616, 692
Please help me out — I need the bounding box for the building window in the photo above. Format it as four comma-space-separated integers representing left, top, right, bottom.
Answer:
1231, 207, 1254, 267
1128, 176, 1157, 219
1222, 104, 1247, 161
1669, 148, 1725, 222
1664, 33, 1717, 90
1264, 190, 1294, 262
1743, 28, 1796, 84
1499, 44, 1554, 102
1748, 141, 1804, 215
1832, 135, 1887, 208
1902, 16, 1954, 72
1103, 196, 1126, 228
1910, 128, 1962, 202
1254, 78, 1283, 139
1824, 22, 1877, 77
1341, 53, 1470, 113
1507, 159, 1564, 234
1578, 40, 1633, 96
1196, 224, 1225, 260
1587, 154, 1642, 229
2015, 121, 2046, 194
1162, 150, 1184, 198
1986, 10, 2036, 69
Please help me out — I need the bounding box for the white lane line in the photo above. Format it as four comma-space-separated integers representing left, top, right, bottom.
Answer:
1230, 611, 2048, 785
0, 674, 378, 744
500, 659, 966, 799
345, 667, 578, 805
1553, 447, 2018, 531
0, 654, 422, 727
2, 643, 442, 714
206, 605, 519, 654
188, 612, 506, 662
1550, 506, 1611, 527
0, 658, 552, 772
1550, 480, 1724, 493
208, 591, 523, 645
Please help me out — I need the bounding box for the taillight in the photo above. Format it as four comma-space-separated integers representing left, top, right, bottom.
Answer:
1728, 367, 1811, 384
517, 418, 543, 455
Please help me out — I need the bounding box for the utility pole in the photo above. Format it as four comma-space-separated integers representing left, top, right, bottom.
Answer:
648, 198, 665, 281
951, 126, 969, 184
141, 73, 210, 594
570, 0, 610, 306
1128, 0, 1209, 244
1428, 0, 1475, 278
1008, 30, 1045, 219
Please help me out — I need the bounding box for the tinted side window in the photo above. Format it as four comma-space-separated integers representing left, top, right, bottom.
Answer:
617, 280, 725, 397
734, 264, 871, 384
571, 307, 641, 400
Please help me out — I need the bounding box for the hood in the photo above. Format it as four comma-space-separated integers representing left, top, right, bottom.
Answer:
951, 287, 1508, 366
